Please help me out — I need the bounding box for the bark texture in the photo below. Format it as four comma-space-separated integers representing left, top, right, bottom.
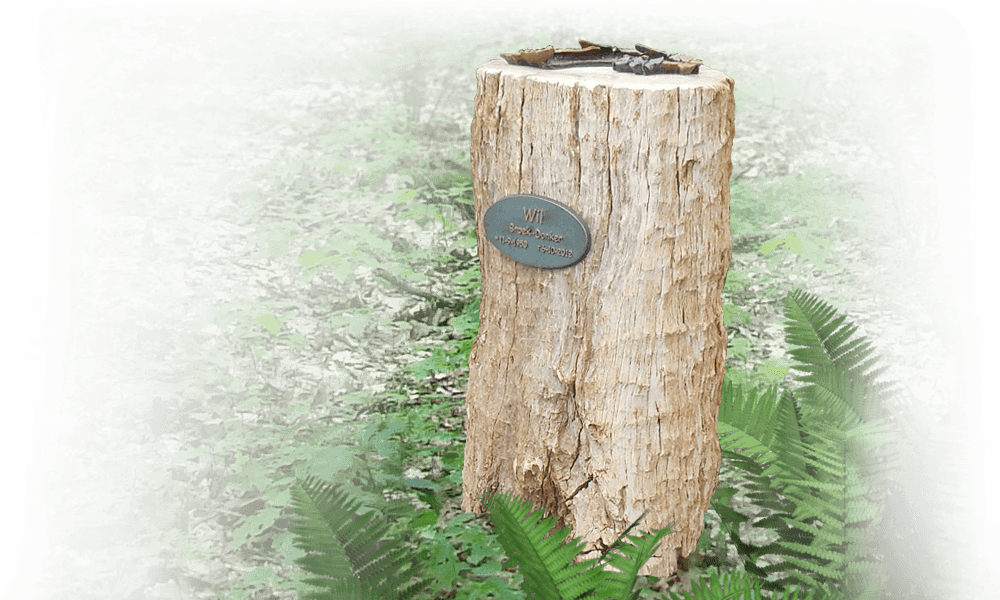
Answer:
462, 59, 735, 578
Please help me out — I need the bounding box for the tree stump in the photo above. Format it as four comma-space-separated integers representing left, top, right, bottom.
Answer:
462, 58, 735, 579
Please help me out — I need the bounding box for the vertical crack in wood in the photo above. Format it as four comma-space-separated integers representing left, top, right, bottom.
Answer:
567, 474, 594, 501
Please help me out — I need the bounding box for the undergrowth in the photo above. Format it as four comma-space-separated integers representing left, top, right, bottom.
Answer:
8, 3, 995, 599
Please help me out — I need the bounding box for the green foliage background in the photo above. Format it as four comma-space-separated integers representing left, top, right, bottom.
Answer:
39, 6, 964, 600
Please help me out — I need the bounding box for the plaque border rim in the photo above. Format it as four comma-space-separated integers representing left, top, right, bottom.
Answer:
484, 193, 593, 270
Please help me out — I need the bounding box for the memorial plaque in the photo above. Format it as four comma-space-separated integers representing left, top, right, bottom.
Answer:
483, 194, 592, 269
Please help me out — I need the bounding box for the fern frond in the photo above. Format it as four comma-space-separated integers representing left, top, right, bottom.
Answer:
783, 289, 899, 423
596, 515, 675, 600
719, 383, 787, 460
482, 489, 673, 600
714, 382, 817, 586
290, 476, 431, 600
483, 489, 606, 600
771, 289, 905, 597
715, 377, 897, 595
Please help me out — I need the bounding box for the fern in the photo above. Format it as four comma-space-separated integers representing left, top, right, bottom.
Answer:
288, 475, 674, 600
719, 290, 908, 597
772, 284, 975, 598
285, 288, 906, 600
482, 489, 674, 600
707, 289, 902, 599
290, 475, 432, 600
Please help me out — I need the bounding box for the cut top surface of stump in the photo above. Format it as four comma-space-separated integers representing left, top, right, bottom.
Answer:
479, 58, 734, 92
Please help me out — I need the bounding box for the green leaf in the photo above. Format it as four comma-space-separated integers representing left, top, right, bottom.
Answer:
170, 446, 212, 465
759, 358, 791, 385
277, 531, 306, 564
309, 446, 355, 481
284, 333, 310, 347
757, 231, 833, 267
376, 263, 430, 284
331, 257, 356, 283
728, 336, 751, 359
760, 236, 783, 254
235, 455, 272, 492
243, 566, 276, 584
265, 486, 293, 506
300, 250, 333, 270
254, 229, 292, 260
232, 507, 281, 550
256, 314, 282, 334
426, 537, 463, 589
724, 302, 751, 327
394, 189, 419, 203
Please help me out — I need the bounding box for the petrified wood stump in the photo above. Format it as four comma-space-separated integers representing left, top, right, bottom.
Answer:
462, 58, 735, 579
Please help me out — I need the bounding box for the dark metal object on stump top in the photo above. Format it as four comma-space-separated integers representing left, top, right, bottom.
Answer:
501, 39, 702, 75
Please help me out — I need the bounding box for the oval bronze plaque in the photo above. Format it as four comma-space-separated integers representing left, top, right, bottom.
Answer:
483, 194, 592, 269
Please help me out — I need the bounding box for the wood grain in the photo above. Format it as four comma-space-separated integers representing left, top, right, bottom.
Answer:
462, 59, 735, 579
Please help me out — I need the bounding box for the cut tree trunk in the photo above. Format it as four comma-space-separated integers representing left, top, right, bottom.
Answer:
462, 59, 735, 579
